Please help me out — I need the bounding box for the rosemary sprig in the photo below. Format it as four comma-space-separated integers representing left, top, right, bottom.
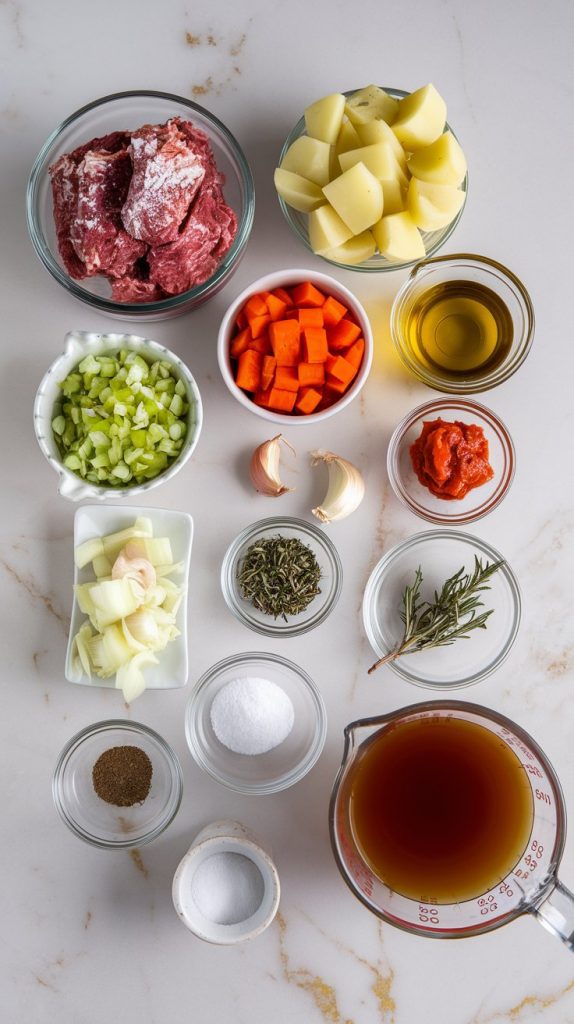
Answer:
367, 556, 504, 674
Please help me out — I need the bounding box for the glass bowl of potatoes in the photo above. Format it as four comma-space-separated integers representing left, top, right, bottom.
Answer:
275, 85, 468, 272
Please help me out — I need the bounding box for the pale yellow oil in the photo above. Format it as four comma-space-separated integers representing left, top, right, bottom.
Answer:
405, 280, 514, 379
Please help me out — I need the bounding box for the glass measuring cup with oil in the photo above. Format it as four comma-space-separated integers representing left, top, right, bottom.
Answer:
390, 254, 534, 393
330, 701, 574, 948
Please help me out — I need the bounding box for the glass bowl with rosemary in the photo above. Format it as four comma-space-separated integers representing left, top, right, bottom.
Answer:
221, 516, 343, 638
362, 530, 521, 688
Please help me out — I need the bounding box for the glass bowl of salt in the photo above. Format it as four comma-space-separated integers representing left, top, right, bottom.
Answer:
185, 651, 327, 794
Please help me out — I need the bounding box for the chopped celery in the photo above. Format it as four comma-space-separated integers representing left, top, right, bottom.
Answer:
52, 346, 190, 487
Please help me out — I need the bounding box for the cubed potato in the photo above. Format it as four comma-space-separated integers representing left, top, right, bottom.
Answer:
280, 136, 331, 186
345, 85, 399, 126
274, 168, 325, 213
338, 143, 408, 188
304, 93, 346, 144
324, 230, 376, 265
382, 178, 408, 215
407, 178, 465, 230
372, 211, 426, 261
335, 120, 362, 157
355, 119, 408, 172
392, 83, 447, 150
323, 163, 384, 234
308, 204, 354, 254
408, 131, 467, 186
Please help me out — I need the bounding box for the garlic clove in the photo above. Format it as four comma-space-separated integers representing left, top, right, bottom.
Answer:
250, 434, 296, 497
310, 450, 365, 523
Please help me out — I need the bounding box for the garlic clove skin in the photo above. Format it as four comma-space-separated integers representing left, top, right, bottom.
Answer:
250, 434, 296, 497
310, 450, 365, 523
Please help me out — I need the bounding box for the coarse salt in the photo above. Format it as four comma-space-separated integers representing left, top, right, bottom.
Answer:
191, 852, 264, 925
210, 676, 295, 756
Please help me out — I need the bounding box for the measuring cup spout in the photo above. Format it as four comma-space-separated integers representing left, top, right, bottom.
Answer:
532, 878, 574, 951
342, 714, 394, 762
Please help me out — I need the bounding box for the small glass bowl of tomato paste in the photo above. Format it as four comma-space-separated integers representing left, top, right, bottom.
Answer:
387, 397, 515, 525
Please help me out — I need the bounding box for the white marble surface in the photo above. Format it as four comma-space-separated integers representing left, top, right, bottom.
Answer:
2, 0, 574, 1021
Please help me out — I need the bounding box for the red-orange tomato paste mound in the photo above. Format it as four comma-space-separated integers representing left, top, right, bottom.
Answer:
409, 418, 494, 500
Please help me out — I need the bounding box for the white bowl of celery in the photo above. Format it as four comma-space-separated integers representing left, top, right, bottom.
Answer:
34, 331, 202, 501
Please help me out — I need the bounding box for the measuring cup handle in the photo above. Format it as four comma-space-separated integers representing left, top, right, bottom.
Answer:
532, 879, 574, 950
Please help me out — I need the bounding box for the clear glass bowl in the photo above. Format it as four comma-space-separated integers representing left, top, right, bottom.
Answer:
221, 516, 343, 637
390, 253, 535, 392
185, 652, 327, 794
277, 88, 467, 273
27, 91, 255, 321
387, 397, 515, 525
362, 530, 521, 688
53, 720, 183, 848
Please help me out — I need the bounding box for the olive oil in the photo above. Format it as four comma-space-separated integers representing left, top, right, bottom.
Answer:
405, 280, 513, 379
348, 716, 534, 904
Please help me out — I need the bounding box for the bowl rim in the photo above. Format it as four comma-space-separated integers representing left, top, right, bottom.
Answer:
386, 396, 516, 525
26, 89, 255, 315
33, 330, 203, 501
390, 252, 535, 392
220, 514, 344, 637
184, 650, 328, 795
52, 718, 184, 849
276, 86, 468, 273
362, 528, 521, 688
217, 267, 374, 425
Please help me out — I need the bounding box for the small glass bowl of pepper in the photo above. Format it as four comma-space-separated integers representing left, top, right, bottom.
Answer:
387, 397, 515, 525
220, 516, 343, 637
53, 720, 183, 849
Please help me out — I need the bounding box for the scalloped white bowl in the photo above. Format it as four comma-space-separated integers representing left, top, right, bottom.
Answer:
33, 330, 203, 501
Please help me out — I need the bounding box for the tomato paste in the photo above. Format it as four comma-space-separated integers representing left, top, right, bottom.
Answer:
409, 418, 494, 500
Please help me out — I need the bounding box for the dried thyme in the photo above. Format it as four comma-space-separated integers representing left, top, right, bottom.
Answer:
237, 535, 322, 620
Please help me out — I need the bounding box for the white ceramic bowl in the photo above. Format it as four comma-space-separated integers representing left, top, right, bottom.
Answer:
217, 269, 373, 425
34, 330, 203, 501
65, 504, 193, 690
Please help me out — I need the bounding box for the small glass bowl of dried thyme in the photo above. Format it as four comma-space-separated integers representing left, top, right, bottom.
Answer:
221, 516, 343, 637
53, 720, 183, 849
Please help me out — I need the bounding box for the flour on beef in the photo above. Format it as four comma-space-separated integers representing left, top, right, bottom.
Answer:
70, 149, 146, 277
122, 120, 206, 245
147, 155, 237, 294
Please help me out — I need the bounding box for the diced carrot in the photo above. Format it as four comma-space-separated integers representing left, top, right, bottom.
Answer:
269, 319, 300, 366
325, 375, 348, 394
296, 387, 322, 415
248, 334, 272, 355
249, 313, 270, 338
267, 387, 297, 413
275, 366, 299, 392
235, 308, 248, 330
261, 355, 276, 390
253, 388, 273, 408
236, 349, 263, 392
325, 354, 357, 387
265, 293, 288, 321
297, 307, 324, 328
244, 294, 269, 322
273, 287, 293, 306
302, 326, 328, 363
292, 281, 325, 307
327, 318, 362, 351
322, 295, 348, 326
298, 362, 325, 387
230, 327, 252, 358
343, 337, 365, 370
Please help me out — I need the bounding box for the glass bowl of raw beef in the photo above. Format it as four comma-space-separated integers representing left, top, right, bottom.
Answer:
26, 91, 255, 321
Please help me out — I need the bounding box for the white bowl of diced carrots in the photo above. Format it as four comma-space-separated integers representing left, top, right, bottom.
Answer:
217, 269, 373, 424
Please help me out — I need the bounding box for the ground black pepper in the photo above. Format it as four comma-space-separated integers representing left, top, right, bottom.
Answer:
92, 746, 153, 807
